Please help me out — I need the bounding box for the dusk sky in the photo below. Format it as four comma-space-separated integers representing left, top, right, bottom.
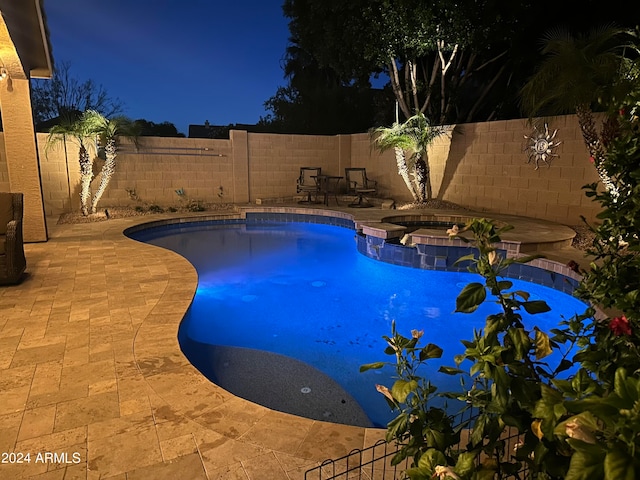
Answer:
44, 0, 291, 135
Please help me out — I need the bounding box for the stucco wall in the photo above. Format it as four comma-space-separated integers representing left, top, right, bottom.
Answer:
0, 136, 10, 191
0, 114, 605, 227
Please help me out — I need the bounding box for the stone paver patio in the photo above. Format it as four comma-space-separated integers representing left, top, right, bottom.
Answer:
0, 205, 588, 479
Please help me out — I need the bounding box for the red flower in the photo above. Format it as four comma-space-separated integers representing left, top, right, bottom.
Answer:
609, 316, 632, 336
589, 156, 595, 164
619, 108, 626, 116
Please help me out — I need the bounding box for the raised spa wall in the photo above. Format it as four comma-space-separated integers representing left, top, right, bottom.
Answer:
355, 214, 582, 296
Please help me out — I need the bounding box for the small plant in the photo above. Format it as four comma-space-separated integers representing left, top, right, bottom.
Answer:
174, 188, 206, 211
125, 188, 141, 202
167, 206, 178, 213
148, 204, 164, 214
186, 199, 206, 212
134, 205, 145, 213
361, 325, 460, 470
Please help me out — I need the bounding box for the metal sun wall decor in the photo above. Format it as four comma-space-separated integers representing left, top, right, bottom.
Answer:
524, 123, 562, 170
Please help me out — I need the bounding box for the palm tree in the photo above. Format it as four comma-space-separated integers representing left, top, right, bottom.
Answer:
89, 113, 140, 214
46, 110, 102, 215
371, 112, 448, 202
520, 25, 640, 200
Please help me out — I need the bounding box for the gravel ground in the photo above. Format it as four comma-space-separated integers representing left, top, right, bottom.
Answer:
569, 224, 596, 252
56, 203, 237, 224
396, 199, 469, 211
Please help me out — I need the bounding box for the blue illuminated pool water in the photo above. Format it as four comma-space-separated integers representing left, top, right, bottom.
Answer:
131, 220, 588, 427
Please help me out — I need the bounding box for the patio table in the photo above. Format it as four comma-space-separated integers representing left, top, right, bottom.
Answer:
313, 175, 343, 206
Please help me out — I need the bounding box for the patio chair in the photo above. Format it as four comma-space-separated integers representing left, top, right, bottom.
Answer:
345, 168, 377, 207
0, 192, 26, 285
297, 167, 321, 203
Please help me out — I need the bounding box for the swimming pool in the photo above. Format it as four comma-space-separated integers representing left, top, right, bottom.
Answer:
128, 218, 587, 428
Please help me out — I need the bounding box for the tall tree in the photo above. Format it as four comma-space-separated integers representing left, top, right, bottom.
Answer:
520, 26, 640, 199
132, 119, 185, 137
261, 42, 390, 134
283, 0, 526, 124
280, 0, 640, 126
90, 114, 141, 214
371, 112, 448, 202
31, 61, 123, 130
45, 110, 104, 215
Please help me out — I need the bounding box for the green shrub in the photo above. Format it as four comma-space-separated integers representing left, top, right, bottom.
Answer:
366, 98, 640, 480
148, 204, 164, 214
186, 200, 206, 212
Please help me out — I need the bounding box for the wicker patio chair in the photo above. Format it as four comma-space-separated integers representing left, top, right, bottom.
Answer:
0, 192, 26, 285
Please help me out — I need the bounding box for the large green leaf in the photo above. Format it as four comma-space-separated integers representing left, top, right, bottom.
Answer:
417, 448, 448, 473
534, 384, 565, 436
391, 379, 418, 403
454, 451, 477, 477
604, 449, 635, 480
455, 282, 486, 313
420, 343, 443, 360
439, 366, 465, 375
507, 327, 530, 360
534, 328, 553, 360
359, 362, 386, 372
453, 253, 477, 266
522, 300, 551, 314
564, 442, 606, 480
614, 368, 639, 404
386, 414, 408, 443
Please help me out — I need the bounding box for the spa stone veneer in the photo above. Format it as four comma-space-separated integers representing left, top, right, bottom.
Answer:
356, 215, 581, 295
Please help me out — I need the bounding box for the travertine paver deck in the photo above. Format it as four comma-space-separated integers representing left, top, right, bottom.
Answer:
0, 205, 588, 479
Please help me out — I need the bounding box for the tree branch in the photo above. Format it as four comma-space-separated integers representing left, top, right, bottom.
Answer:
409, 59, 419, 114
389, 57, 411, 119
438, 41, 459, 123
464, 64, 507, 122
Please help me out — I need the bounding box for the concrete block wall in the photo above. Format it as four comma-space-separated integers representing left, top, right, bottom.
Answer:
0, 113, 606, 226
35, 134, 234, 215
247, 133, 340, 200
352, 115, 603, 225
103, 137, 234, 208
437, 116, 601, 224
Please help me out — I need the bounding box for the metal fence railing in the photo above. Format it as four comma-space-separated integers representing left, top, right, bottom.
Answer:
304, 438, 410, 480
304, 410, 529, 480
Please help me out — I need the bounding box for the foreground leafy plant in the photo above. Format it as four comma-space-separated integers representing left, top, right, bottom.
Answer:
366, 94, 640, 480
360, 325, 459, 471
365, 218, 583, 479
